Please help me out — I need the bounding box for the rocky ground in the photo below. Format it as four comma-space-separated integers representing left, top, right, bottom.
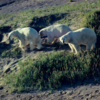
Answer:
0, 0, 100, 100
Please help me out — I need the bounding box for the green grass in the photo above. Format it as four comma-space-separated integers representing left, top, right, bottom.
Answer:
4, 49, 100, 93
80, 10, 100, 35
0, 36, 22, 58
1, 46, 22, 58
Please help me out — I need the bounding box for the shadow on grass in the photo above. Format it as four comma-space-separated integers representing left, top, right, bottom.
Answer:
29, 13, 68, 32
26, 45, 69, 54
0, 26, 12, 33
96, 36, 100, 48
28, 12, 71, 53
0, 26, 12, 42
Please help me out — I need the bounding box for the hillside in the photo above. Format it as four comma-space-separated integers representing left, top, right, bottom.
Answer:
0, 0, 100, 100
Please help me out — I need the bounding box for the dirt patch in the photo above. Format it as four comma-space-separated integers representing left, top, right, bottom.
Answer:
1, 79, 100, 100
0, 0, 98, 14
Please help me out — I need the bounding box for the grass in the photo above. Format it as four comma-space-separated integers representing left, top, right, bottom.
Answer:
0, 37, 22, 58
1, 46, 22, 58
80, 10, 100, 35
1, 0, 100, 93
4, 49, 100, 93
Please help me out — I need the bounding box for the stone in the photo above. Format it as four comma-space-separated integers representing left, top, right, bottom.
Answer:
3, 65, 10, 73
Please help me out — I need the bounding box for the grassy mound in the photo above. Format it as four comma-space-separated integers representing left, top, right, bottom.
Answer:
81, 10, 100, 35
81, 10, 100, 48
4, 50, 100, 93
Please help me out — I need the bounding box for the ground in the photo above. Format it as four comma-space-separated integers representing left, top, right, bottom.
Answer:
0, 0, 97, 14
0, 0, 100, 100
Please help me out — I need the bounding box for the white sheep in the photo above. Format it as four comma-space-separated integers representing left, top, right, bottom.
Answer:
59, 28, 97, 54
39, 24, 72, 44
8, 27, 43, 51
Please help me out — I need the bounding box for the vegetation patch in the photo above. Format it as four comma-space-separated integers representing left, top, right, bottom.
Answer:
0, 35, 22, 58
4, 49, 100, 93
80, 10, 100, 48
69, 0, 73, 2
0, 46, 22, 58
81, 10, 100, 35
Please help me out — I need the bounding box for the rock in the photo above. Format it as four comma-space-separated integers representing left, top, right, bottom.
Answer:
22, 96, 32, 100
95, 90, 99, 93
68, 91, 73, 95
59, 91, 66, 95
3, 65, 10, 73
0, 86, 3, 90
0, 94, 5, 98
85, 94, 89, 96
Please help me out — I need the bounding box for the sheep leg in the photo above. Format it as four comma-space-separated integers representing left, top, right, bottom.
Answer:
47, 36, 54, 44
29, 41, 35, 51
86, 43, 92, 50
19, 39, 26, 50
36, 37, 43, 50
73, 43, 80, 54
68, 43, 74, 52
93, 44, 96, 49
37, 43, 43, 50
90, 43, 96, 50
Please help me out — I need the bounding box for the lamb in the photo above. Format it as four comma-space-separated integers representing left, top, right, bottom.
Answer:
39, 24, 72, 44
59, 28, 97, 54
8, 27, 43, 51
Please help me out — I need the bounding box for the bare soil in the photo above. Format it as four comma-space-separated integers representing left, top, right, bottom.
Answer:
0, 0, 100, 100
0, 0, 97, 14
